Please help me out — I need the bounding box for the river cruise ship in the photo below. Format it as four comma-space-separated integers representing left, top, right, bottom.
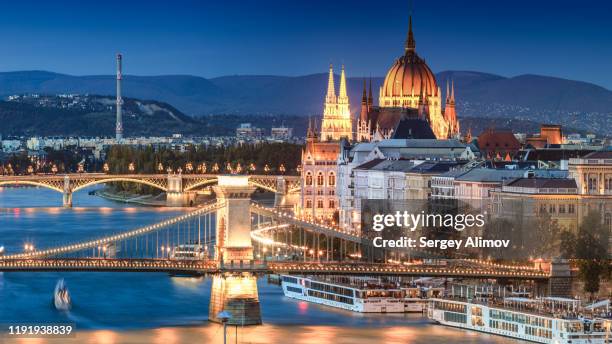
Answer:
281, 275, 439, 313
428, 296, 612, 344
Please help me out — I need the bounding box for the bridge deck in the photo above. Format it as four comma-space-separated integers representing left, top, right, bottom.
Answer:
0, 259, 550, 279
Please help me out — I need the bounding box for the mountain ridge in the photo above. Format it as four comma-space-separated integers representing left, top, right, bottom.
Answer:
0, 70, 610, 134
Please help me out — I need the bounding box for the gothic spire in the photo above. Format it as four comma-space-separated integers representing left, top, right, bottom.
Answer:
306, 117, 315, 139
339, 64, 348, 100
362, 78, 367, 104
405, 15, 416, 54
326, 63, 336, 103
367, 77, 373, 106
450, 79, 455, 103
446, 79, 450, 103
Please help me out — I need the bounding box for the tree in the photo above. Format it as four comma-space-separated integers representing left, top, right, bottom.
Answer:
572, 210, 610, 299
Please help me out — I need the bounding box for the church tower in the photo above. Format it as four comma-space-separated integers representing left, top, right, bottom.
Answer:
357, 79, 371, 142
444, 80, 460, 137
321, 64, 353, 141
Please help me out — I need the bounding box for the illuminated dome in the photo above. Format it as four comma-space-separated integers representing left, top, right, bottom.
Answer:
380, 17, 438, 104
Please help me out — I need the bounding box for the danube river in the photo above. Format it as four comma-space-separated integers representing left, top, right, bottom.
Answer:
0, 187, 518, 343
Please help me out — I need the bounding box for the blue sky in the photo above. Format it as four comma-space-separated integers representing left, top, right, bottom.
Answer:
0, 0, 611, 89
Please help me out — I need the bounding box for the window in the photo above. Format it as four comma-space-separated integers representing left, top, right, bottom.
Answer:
317, 199, 324, 209
328, 172, 335, 186
548, 204, 556, 214
306, 199, 312, 208
559, 204, 566, 214
286, 286, 303, 294
568, 204, 575, 214
329, 200, 335, 208
305, 172, 313, 186
317, 172, 324, 186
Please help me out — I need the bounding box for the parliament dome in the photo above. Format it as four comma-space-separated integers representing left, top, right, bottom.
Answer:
381, 17, 438, 100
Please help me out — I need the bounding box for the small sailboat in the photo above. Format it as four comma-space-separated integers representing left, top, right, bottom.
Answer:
53, 279, 72, 311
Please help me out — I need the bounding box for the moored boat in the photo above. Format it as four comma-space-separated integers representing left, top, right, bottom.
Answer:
53, 279, 72, 311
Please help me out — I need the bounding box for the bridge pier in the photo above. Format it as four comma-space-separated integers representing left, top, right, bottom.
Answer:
63, 176, 72, 208
165, 173, 198, 207
208, 273, 262, 326
62, 192, 73, 208
548, 259, 572, 297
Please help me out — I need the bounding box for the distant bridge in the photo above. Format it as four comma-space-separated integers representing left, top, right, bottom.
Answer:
0, 173, 300, 207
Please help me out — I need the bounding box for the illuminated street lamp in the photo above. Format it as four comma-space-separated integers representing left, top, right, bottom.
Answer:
249, 163, 256, 172
200, 163, 207, 173
186, 162, 193, 173
128, 162, 135, 173
212, 163, 220, 173
235, 163, 242, 174
27, 165, 34, 174
279, 164, 286, 174
103, 163, 110, 173
264, 164, 270, 173
0, 246, 5, 256
157, 163, 164, 173
216, 311, 232, 344
51, 164, 58, 174
77, 163, 84, 173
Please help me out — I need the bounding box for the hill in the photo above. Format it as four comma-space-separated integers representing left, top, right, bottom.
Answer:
0, 70, 610, 135
0, 94, 201, 137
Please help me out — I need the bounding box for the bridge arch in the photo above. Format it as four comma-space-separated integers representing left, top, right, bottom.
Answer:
182, 178, 218, 192
0, 180, 63, 193
71, 178, 168, 193
183, 177, 279, 193
247, 180, 278, 193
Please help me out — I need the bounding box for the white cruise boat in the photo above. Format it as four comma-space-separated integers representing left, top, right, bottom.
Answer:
281, 275, 405, 313
403, 286, 445, 313
428, 296, 612, 344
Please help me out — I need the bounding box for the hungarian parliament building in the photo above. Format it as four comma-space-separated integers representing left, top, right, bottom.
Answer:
299, 15, 462, 223
298, 15, 611, 238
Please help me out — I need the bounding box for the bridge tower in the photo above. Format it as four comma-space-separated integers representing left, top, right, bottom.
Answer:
209, 175, 261, 325
213, 175, 256, 264
62, 175, 72, 208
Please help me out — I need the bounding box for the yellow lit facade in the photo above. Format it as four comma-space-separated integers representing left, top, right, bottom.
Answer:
320, 64, 353, 142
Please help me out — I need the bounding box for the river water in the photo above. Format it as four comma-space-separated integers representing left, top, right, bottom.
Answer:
0, 187, 518, 343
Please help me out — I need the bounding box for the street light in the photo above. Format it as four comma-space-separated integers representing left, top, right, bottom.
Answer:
128, 162, 135, 173
216, 311, 232, 344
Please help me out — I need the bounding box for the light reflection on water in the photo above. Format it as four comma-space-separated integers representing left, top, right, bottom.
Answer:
0, 187, 520, 343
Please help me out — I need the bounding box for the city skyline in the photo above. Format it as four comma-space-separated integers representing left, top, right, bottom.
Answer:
0, 0, 611, 89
